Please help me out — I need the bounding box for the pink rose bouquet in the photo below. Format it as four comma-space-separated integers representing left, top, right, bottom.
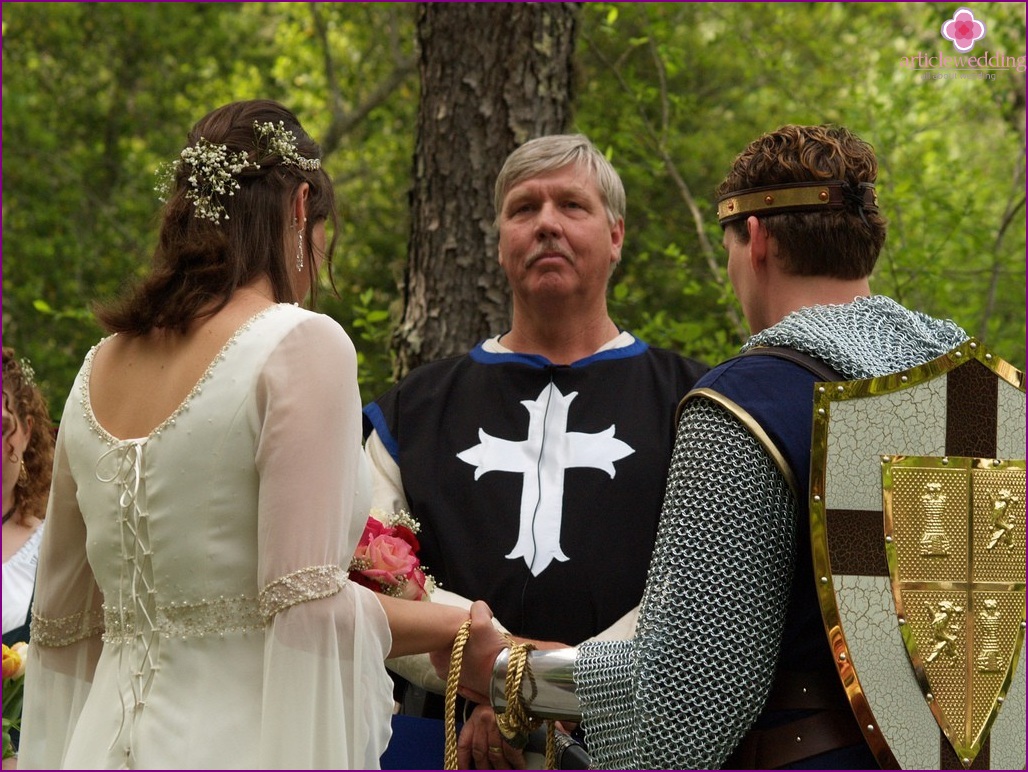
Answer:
349, 509, 434, 601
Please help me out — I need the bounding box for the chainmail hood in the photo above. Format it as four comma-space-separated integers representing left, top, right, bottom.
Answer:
742, 295, 968, 379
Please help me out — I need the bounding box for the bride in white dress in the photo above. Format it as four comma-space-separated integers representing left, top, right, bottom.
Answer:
18, 99, 468, 770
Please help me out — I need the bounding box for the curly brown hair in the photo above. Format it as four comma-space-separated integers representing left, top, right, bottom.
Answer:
96, 99, 338, 335
715, 124, 886, 279
2, 347, 55, 521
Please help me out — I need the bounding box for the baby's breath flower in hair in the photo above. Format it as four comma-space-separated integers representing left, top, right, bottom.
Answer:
153, 120, 320, 225
253, 121, 322, 172
2, 352, 36, 389
155, 139, 257, 223
19, 358, 36, 388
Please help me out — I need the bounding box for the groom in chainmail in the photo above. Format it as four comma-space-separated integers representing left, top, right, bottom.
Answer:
451, 124, 971, 769
571, 124, 969, 768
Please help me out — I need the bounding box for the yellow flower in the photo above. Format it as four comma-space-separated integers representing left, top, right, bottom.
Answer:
0, 645, 21, 680
3, 642, 29, 759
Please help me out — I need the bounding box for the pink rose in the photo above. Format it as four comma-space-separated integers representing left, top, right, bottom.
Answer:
362, 533, 419, 582
349, 514, 430, 601
358, 517, 390, 547
391, 524, 420, 553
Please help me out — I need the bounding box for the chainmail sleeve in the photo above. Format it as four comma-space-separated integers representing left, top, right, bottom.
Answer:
576, 396, 799, 769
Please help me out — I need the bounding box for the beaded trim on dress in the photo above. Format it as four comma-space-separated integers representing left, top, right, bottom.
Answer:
80, 305, 282, 445
30, 608, 106, 648
259, 565, 348, 620
102, 595, 264, 643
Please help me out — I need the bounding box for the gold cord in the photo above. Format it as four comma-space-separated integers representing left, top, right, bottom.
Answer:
497, 639, 556, 769
444, 619, 473, 770
443, 625, 557, 770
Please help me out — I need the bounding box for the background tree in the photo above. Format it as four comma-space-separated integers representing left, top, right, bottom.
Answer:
393, 2, 578, 377
1, 2, 421, 411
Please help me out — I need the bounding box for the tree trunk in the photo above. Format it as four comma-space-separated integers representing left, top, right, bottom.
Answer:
393, 2, 578, 378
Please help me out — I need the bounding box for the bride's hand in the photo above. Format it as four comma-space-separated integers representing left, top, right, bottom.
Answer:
462, 600, 510, 700
431, 600, 507, 703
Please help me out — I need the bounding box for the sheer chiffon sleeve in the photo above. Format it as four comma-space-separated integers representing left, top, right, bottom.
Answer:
254, 314, 394, 768
19, 425, 105, 769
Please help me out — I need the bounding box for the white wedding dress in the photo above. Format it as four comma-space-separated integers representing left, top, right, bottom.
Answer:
19, 304, 394, 770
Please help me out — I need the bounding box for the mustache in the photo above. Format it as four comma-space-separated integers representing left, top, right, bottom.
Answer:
526, 240, 573, 267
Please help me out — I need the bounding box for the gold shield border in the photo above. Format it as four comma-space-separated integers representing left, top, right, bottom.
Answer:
810, 338, 1027, 770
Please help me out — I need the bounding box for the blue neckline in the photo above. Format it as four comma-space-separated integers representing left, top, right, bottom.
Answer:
467, 336, 649, 368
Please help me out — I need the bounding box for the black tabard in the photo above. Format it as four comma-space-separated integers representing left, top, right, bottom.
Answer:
364, 338, 708, 645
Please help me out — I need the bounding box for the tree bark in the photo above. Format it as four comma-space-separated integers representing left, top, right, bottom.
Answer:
394, 2, 578, 378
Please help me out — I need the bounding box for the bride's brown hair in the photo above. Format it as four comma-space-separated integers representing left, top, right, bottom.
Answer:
97, 99, 338, 335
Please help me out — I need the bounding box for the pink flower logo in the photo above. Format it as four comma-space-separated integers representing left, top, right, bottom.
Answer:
941, 8, 986, 53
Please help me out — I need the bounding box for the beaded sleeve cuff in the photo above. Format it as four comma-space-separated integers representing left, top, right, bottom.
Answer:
258, 564, 346, 620
29, 608, 105, 648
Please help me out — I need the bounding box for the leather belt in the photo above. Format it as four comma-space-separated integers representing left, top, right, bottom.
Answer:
762, 671, 845, 711
724, 708, 865, 769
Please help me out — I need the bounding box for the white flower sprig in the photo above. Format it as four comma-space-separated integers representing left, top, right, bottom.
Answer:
155, 139, 255, 223
17, 357, 36, 388
254, 121, 322, 172
154, 120, 321, 224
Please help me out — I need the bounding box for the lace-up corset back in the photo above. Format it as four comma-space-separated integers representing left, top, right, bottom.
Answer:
73, 312, 274, 643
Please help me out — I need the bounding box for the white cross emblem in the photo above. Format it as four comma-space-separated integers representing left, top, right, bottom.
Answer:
457, 383, 635, 576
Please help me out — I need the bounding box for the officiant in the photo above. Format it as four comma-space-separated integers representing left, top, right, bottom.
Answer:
363, 133, 708, 768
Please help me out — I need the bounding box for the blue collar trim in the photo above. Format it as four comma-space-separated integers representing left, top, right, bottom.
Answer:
467, 336, 649, 368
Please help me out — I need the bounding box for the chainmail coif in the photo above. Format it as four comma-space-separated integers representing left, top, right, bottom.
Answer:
744, 294, 967, 378
574, 295, 968, 769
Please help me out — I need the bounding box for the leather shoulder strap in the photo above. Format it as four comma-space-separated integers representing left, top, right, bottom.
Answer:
736, 345, 842, 382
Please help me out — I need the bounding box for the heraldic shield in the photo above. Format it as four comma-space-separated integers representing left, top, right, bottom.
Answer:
810, 339, 1026, 769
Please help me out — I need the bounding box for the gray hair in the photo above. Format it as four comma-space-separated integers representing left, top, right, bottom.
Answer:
493, 134, 626, 226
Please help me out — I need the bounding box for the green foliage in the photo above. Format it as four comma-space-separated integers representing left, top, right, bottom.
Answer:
343, 289, 395, 404
577, 2, 1025, 367
3, 3, 259, 415
3, 2, 1024, 423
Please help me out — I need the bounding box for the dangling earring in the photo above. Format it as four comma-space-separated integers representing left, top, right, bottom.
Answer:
16, 459, 27, 489
295, 218, 305, 272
